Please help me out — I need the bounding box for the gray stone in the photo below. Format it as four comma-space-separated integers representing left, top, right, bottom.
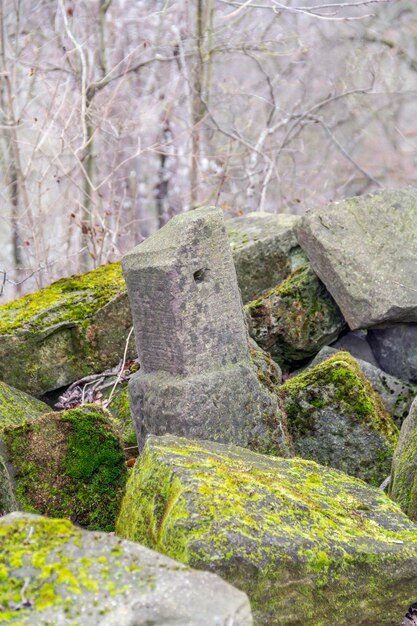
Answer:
310, 347, 417, 427
0, 511, 252, 625
117, 434, 417, 626
227, 212, 304, 302
391, 397, 417, 521
245, 263, 346, 370
330, 330, 379, 366
368, 323, 417, 383
281, 351, 399, 485
0, 380, 50, 428
0, 263, 133, 396
123, 207, 291, 456
296, 188, 417, 329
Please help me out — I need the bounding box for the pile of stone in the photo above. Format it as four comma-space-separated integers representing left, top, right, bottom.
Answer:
2, 188, 417, 624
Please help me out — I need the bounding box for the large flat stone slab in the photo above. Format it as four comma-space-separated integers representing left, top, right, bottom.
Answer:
117, 434, 417, 626
296, 188, 417, 329
0, 512, 252, 625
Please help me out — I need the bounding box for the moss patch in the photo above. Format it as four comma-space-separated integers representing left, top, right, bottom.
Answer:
116, 434, 417, 626
0, 381, 50, 429
2, 406, 127, 531
280, 352, 398, 486
0, 263, 134, 396
245, 264, 346, 370
0, 263, 125, 336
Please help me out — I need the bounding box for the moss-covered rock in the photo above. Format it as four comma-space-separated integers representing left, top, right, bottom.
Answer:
0, 382, 50, 514
311, 346, 417, 428
116, 434, 417, 626
0, 263, 134, 396
280, 352, 398, 486
227, 212, 304, 302
1, 405, 127, 531
0, 381, 50, 429
245, 264, 346, 371
104, 383, 137, 449
0, 512, 252, 625
391, 397, 417, 520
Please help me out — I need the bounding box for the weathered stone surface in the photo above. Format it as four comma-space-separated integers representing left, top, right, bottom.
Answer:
368, 324, 417, 383
311, 347, 417, 427
296, 188, 417, 329
117, 434, 417, 626
123, 207, 291, 457
1, 405, 126, 531
227, 212, 304, 302
0, 263, 133, 396
330, 329, 379, 366
281, 352, 398, 485
391, 397, 417, 521
0, 381, 50, 428
0, 512, 252, 625
245, 264, 346, 370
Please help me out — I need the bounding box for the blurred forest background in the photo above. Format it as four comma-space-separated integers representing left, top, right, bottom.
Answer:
0, 0, 415, 300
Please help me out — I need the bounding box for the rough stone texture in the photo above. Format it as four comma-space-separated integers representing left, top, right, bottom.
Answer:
296, 188, 417, 329
0, 263, 134, 396
368, 324, 417, 384
391, 397, 417, 521
310, 347, 417, 427
0, 382, 50, 515
1, 405, 127, 531
281, 352, 398, 485
245, 264, 346, 371
117, 434, 417, 626
123, 207, 291, 457
330, 329, 379, 367
226, 212, 304, 302
0, 381, 50, 428
0, 512, 252, 626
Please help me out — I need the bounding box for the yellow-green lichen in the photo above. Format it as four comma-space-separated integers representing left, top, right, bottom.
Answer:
116, 434, 417, 626
0, 381, 50, 429
0, 263, 125, 336
245, 265, 346, 370
280, 352, 398, 485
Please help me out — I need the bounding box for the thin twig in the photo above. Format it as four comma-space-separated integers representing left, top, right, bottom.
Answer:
105, 327, 135, 407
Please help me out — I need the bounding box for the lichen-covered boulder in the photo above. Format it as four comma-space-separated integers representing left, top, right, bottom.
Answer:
117, 434, 417, 626
0, 512, 252, 626
227, 212, 304, 302
391, 397, 417, 521
311, 347, 417, 427
1, 406, 127, 531
245, 264, 346, 370
280, 352, 398, 485
104, 383, 137, 449
0, 263, 133, 396
368, 323, 417, 384
297, 188, 417, 329
0, 381, 50, 428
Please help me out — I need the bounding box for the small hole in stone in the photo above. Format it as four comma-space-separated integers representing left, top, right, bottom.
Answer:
193, 268, 209, 284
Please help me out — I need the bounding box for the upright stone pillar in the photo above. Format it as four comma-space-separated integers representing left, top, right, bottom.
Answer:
122, 207, 288, 452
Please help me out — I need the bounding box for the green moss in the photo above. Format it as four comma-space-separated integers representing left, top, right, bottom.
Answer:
0, 381, 49, 429
3, 406, 127, 531
245, 265, 346, 370
0, 263, 125, 336
280, 352, 398, 485
116, 434, 417, 626
104, 384, 137, 447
